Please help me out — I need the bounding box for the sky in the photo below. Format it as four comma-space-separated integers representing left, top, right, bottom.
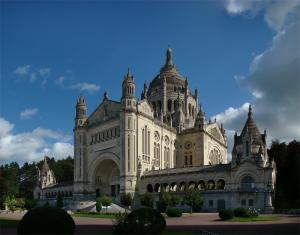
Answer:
0, 0, 299, 165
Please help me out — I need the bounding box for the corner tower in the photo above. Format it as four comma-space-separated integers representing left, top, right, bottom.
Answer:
120, 69, 138, 195
74, 95, 88, 199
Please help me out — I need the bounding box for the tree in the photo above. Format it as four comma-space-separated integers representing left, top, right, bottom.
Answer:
120, 193, 132, 212
96, 197, 102, 212
268, 140, 300, 209
24, 199, 37, 210
100, 196, 112, 214
56, 194, 64, 208
140, 192, 154, 208
183, 189, 203, 213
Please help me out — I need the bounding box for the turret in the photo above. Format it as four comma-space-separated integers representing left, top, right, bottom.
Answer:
195, 103, 205, 130
120, 68, 138, 194
232, 104, 268, 166
75, 94, 87, 127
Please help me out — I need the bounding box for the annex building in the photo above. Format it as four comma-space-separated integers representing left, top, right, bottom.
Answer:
34, 48, 276, 212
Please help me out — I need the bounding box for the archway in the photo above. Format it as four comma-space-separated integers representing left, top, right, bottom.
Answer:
93, 159, 120, 197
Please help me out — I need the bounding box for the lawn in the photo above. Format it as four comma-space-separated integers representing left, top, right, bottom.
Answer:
229, 215, 280, 222
72, 212, 116, 219
0, 218, 20, 228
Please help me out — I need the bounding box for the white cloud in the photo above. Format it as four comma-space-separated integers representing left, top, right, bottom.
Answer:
0, 117, 73, 164
0, 117, 14, 138
20, 108, 39, 120
39, 68, 51, 77
56, 76, 66, 86
15, 65, 31, 76
224, 0, 300, 31
70, 82, 100, 94
217, 1, 300, 157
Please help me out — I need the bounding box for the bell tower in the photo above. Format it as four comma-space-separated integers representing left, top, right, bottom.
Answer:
120, 69, 138, 195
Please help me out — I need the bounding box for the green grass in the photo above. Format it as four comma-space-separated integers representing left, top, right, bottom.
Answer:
0, 218, 20, 228
72, 212, 116, 219
229, 215, 280, 222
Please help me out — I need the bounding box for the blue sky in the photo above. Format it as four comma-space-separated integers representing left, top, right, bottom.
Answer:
1, 0, 299, 164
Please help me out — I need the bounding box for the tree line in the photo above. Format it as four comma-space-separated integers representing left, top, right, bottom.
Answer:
0, 156, 73, 209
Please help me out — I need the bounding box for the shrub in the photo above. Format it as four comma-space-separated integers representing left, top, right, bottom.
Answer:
56, 194, 64, 208
101, 196, 112, 213
219, 209, 234, 220
24, 199, 37, 210
248, 208, 259, 218
233, 208, 259, 218
5, 195, 17, 211
170, 194, 181, 206
114, 208, 166, 234
156, 201, 167, 213
183, 189, 203, 213
234, 208, 248, 217
140, 192, 154, 208
17, 206, 75, 234
96, 197, 102, 212
120, 193, 132, 212
166, 207, 182, 217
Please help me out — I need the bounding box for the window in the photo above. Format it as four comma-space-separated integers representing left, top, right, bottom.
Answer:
246, 141, 250, 156
209, 148, 222, 165
128, 117, 131, 129
209, 200, 213, 207
241, 176, 255, 189
185, 155, 188, 165
128, 135, 130, 171
248, 199, 253, 207
189, 155, 192, 165
242, 199, 246, 206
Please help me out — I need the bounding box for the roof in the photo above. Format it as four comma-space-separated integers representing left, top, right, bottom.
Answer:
240, 105, 263, 144
44, 181, 73, 189
142, 164, 231, 178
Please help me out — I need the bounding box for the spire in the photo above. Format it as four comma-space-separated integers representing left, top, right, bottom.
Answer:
77, 94, 85, 104
166, 47, 173, 66
103, 91, 108, 100
124, 67, 133, 82
248, 104, 252, 118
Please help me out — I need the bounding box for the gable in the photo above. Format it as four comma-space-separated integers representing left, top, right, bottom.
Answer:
137, 100, 153, 117
206, 123, 226, 144
88, 100, 121, 126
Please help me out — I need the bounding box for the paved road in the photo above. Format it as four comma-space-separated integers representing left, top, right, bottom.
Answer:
1, 212, 299, 235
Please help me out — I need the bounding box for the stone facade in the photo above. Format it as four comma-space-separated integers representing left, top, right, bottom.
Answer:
35, 48, 276, 212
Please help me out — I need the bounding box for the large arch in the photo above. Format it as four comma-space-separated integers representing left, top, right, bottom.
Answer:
88, 152, 121, 197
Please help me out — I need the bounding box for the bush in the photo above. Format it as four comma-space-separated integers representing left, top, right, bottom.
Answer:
5, 195, 17, 211
219, 209, 234, 220
120, 193, 132, 211
140, 193, 154, 208
114, 208, 166, 234
156, 201, 167, 213
234, 208, 248, 217
96, 197, 102, 212
100, 196, 112, 213
24, 199, 37, 210
17, 206, 75, 234
233, 208, 259, 218
183, 189, 203, 213
166, 207, 182, 217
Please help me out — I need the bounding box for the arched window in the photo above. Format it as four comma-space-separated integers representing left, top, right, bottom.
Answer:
209, 148, 222, 165
147, 184, 153, 192
154, 183, 161, 192
241, 176, 255, 189
246, 141, 250, 156
128, 134, 130, 171
216, 179, 225, 190
207, 180, 215, 190
179, 182, 186, 191
198, 181, 205, 190
168, 99, 172, 111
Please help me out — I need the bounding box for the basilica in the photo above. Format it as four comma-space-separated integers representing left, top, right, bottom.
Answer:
34, 48, 276, 212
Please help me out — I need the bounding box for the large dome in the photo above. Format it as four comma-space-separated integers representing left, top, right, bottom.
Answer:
147, 48, 188, 97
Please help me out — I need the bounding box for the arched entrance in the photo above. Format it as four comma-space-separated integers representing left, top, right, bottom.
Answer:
94, 159, 120, 197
